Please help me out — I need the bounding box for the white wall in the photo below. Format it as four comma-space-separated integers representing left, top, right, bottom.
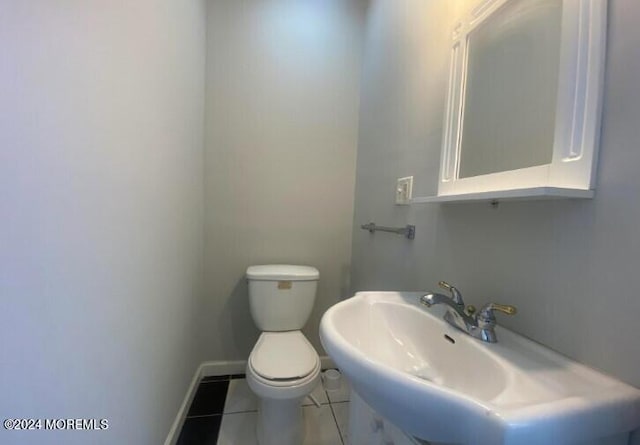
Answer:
352, 0, 640, 395
203, 0, 366, 359
0, 1, 206, 444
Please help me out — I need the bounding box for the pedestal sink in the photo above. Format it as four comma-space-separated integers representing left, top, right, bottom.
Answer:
319, 291, 640, 445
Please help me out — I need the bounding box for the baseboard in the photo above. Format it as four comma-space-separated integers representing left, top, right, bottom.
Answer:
164, 356, 337, 445
200, 360, 247, 376
163, 363, 204, 445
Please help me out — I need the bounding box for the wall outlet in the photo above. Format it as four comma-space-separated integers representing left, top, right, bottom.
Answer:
395, 176, 413, 205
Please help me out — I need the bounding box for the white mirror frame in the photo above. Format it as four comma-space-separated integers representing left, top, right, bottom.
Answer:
438, 0, 607, 198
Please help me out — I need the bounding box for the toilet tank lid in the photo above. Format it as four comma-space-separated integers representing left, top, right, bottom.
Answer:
246, 265, 319, 281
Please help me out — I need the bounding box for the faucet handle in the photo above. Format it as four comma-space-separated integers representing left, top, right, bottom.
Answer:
438, 281, 464, 305
438, 281, 453, 291
487, 303, 517, 315
478, 303, 517, 325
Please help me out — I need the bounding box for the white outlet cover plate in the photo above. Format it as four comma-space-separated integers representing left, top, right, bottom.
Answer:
396, 176, 413, 205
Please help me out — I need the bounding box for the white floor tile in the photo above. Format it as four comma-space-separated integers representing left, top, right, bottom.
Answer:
326, 378, 350, 403
217, 412, 258, 445
303, 405, 343, 445
217, 405, 343, 445
224, 379, 259, 414
331, 402, 349, 445
302, 381, 330, 406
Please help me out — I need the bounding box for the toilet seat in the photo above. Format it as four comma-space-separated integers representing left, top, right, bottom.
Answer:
249, 331, 319, 382
246, 335, 321, 445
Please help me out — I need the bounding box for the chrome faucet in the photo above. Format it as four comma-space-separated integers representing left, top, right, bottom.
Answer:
420, 281, 517, 343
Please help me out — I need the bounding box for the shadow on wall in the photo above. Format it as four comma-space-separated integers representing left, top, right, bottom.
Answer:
339, 263, 352, 301
219, 278, 260, 359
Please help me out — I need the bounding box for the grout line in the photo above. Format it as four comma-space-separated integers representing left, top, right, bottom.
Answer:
328, 403, 345, 445
223, 409, 258, 415
302, 400, 331, 406
185, 413, 224, 419
326, 389, 345, 445
222, 409, 258, 416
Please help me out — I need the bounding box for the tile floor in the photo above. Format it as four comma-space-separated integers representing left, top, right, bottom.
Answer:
177, 373, 351, 445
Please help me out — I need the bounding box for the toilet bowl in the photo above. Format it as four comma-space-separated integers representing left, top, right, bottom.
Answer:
246, 332, 321, 445
245, 265, 321, 445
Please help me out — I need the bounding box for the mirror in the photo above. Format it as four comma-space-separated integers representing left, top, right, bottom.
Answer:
459, 0, 561, 178
436, 0, 607, 199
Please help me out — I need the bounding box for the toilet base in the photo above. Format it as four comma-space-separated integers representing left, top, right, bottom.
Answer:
256, 397, 305, 445
245, 330, 321, 445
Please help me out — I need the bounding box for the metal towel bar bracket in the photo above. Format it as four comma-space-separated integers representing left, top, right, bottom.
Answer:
361, 222, 415, 240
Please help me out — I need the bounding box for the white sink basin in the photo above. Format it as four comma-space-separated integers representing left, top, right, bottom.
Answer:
320, 291, 640, 445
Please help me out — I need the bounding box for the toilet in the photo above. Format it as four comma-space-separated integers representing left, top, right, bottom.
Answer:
245, 264, 321, 445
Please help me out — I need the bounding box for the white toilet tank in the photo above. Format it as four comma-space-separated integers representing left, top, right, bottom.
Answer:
247, 265, 319, 332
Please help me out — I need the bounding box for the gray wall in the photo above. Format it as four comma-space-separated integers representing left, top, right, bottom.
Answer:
352, 0, 640, 394
203, 0, 366, 359
0, 1, 206, 443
